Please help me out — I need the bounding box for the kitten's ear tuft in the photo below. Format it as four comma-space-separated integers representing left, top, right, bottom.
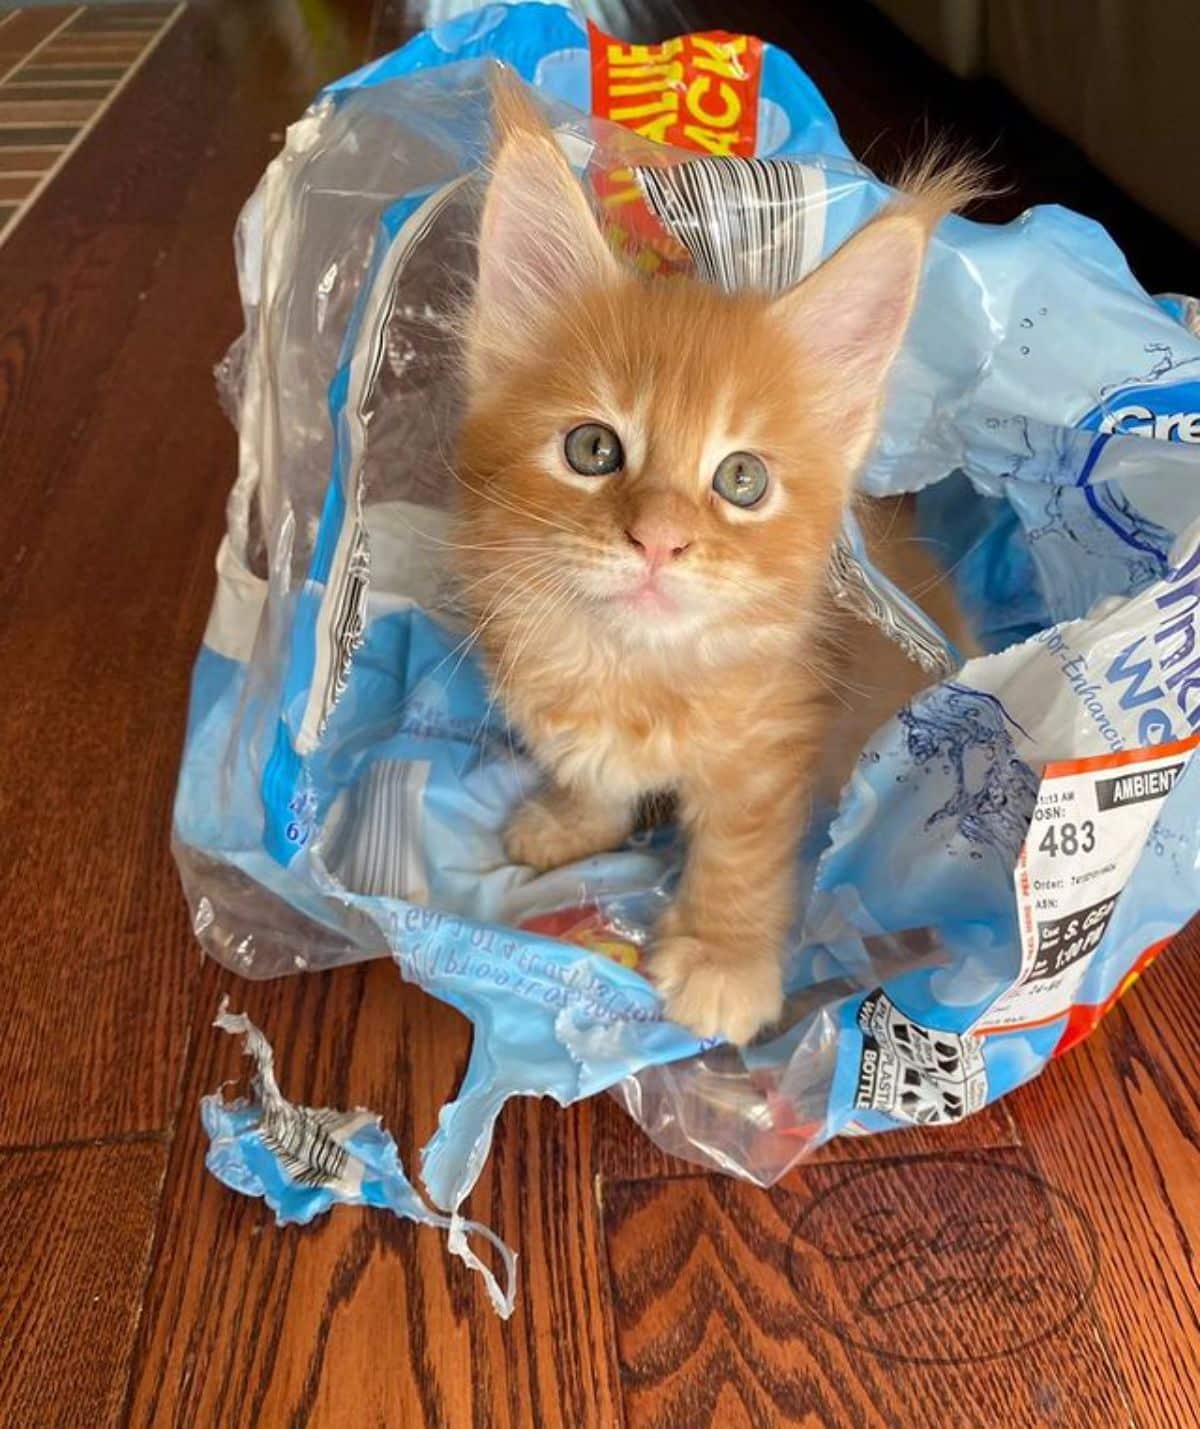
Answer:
772, 153, 985, 474
891, 145, 994, 227
489, 64, 553, 146
470, 67, 619, 381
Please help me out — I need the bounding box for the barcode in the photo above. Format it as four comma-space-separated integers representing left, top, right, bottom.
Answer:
320, 526, 371, 738
260, 1103, 352, 1189
634, 156, 826, 294
321, 758, 431, 903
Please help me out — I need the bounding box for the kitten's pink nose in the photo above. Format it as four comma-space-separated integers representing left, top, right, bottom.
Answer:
624, 519, 691, 567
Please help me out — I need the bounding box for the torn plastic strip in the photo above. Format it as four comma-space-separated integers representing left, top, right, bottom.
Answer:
831, 509, 959, 676
202, 999, 517, 1318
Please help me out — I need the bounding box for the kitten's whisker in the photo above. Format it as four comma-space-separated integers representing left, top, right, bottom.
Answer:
907, 549, 970, 600
486, 570, 576, 778
429, 419, 592, 538
794, 652, 874, 709
469, 567, 572, 756
371, 500, 551, 558
431, 437, 592, 539
408, 558, 550, 704
492, 572, 574, 695
490, 587, 574, 737
452, 467, 589, 540
451, 579, 532, 672
458, 458, 596, 538
450, 553, 550, 607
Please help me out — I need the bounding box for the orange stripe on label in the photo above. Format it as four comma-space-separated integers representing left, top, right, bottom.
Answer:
1051, 937, 1173, 1056
1043, 731, 1200, 780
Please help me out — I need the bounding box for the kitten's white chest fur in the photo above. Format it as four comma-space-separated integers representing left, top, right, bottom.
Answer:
504, 667, 689, 801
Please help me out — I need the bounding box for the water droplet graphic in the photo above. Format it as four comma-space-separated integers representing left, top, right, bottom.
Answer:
898, 689, 1039, 860
1020, 345, 1030, 355
1020, 317, 1033, 329
1039, 307, 1048, 316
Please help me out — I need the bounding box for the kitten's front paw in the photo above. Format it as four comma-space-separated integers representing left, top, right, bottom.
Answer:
504, 794, 625, 872
504, 797, 574, 871
650, 935, 783, 1045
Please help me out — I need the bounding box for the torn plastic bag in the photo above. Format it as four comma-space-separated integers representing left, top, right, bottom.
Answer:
204, 1001, 517, 1315
175, 3, 1200, 1306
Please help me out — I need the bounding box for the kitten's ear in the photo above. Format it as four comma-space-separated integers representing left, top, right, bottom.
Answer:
471, 70, 619, 380
773, 162, 981, 474
771, 208, 930, 473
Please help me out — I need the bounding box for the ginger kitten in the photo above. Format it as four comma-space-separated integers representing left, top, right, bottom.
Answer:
453, 79, 977, 1044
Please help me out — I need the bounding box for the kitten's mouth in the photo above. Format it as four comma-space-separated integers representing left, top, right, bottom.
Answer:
613, 578, 677, 614
581, 565, 697, 624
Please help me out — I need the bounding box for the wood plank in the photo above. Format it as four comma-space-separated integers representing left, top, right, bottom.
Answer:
125, 959, 625, 1429
1008, 924, 1200, 1428
0, 1139, 166, 1427
0, 0, 414, 1154
17, 65, 126, 82
603, 1155, 1131, 1427
0, 12, 296, 1146
0, 9, 255, 242
0, 124, 75, 145
0, 147, 61, 172
0, 98, 101, 121
0, 214, 206, 1146
0, 70, 268, 1142
0, 84, 117, 99
0, 10, 78, 74
0, 174, 38, 201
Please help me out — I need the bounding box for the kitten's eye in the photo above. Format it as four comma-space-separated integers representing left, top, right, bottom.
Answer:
564, 423, 624, 476
713, 451, 769, 508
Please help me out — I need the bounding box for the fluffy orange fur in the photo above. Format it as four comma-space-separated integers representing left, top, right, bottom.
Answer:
452, 76, 978, 1043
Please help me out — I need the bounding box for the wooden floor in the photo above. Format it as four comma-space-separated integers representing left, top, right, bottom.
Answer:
0, 4, 185, 243
1, 2, 1198, 1425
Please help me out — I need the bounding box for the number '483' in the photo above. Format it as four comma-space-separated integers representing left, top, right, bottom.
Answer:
1037, 820, 1096, 858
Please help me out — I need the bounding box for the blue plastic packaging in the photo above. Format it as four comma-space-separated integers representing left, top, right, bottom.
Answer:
181, 4, 1200, 1311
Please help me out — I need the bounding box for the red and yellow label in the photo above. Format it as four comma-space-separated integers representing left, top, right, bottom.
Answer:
1053, 936, 1169, 1057
588, 23, 762, 156
521, 904, 642, 970
585, 22, 764, 276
